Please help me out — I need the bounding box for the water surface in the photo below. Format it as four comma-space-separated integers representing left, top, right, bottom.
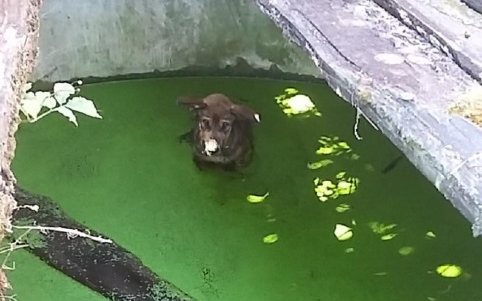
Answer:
8, 77, 482, 301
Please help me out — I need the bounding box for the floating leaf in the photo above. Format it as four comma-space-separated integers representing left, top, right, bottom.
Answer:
246, 192, 269, 204
307, 159, 333, 170
334, 224, 353, 241
436, 264, 462, 278
318, 196, 328, 202
426, 231, 436, 239
313, 177, 320, 186
53, 82, 76, 104
284, 94, 314, 113
374, 272, 388, 276
322, 180, 335, 188
351, 154, 360, 160
54, 106, 78, 126
263, 233, 278, 244
369, 222, 398, 235
315, 185, 334, 202
381, 233, 397, 241
284, 87, 299, 94
345, 247, 355, 253
335, 203, 351, 213
398, 246, 414, 256
65, 97, 103, 119
337, 181, 352, 190
316, 147, 334, 155
336, 172, 347, 179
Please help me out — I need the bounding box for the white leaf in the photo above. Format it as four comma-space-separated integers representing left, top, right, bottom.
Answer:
65, 97, 102, 119
34, 91, 56, 109
54, 106, 78, 126
53, 82, 75, 105
43, 96, 57, 109
22, 82, 32, 94
20, 92, 44, 119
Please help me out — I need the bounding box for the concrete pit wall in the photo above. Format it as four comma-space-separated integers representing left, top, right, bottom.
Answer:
31, 0, 321, 83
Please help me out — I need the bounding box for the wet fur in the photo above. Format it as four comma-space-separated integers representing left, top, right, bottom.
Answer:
178, 93, 260, 171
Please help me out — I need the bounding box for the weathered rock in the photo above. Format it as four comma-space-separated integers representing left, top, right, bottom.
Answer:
0, 0, 42, 293
373, 0, 482, 81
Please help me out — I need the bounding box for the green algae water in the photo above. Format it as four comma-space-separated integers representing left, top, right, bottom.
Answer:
8, 77, 482, 301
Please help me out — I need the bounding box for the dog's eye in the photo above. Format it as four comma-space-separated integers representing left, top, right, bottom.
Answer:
220, 120, 231, 132
200, 118, 210, 129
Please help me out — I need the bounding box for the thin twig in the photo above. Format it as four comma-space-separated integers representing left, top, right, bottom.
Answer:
354, 108, 362, 140
12, 226, 112, 243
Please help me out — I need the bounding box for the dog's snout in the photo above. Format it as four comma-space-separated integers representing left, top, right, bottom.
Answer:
203, 138, 220, 156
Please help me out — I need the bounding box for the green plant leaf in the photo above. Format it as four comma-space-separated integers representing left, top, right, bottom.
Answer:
65, 97, 102, 119
436, 264, 462, 278
53, 82, 76, 105
263, 233, 278, 244
335, 203, 351, 213
21, 92, 44, 119
34, 91, 56, 109
246, 192, 269, 203
284, 87, 298, 94
334, 224, 353, 241
54, 106, 78, 126
22, 82, 32, 94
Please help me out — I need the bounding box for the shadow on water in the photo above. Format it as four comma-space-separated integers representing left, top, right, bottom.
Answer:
7, 76, 482, 301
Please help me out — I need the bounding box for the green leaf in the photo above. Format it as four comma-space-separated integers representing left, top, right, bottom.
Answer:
307, 159, 333, 170
53, 82, 76, 105
398, 246, 414, 256
34, 91, 56, 109
335, 203, 351, 213
54, 106, 78, 126
315, 147, 334, 155
246, 192, 269, 203
65, 97, 103, 119
334, 224, 353, 241
381, 233, 397, 241
436, 264, 462, 278
21, 91, 44, 119
263, 233, 278, 244
22, 82, 32, 94
284, 87, 298, 94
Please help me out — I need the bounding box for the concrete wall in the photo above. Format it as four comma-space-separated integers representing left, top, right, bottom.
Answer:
31, 0, 321, 82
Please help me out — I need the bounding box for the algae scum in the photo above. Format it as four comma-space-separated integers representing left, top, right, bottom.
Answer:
6, 77, 482, 301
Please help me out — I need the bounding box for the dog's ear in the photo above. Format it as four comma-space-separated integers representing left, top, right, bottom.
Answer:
230, 104, 260, 123
177, 96, 207, 110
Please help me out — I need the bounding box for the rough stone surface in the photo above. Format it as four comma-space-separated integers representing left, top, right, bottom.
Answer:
373, 0, 482, 82
460, 0, 482, 15
0, 0, 42, 293
253, 0, 482, 236
30, 0, 321, 83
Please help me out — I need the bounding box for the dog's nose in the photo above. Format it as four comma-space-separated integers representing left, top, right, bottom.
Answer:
204, 139, 219, 155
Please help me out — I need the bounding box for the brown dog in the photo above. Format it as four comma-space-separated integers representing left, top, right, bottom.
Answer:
178, 93, 260, 171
